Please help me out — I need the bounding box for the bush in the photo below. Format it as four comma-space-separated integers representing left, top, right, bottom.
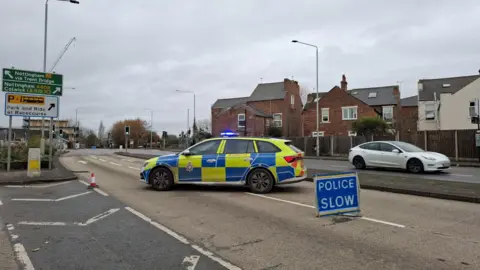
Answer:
267, 126, 283, 138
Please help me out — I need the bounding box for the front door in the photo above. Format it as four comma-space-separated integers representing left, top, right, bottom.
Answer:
177, 139, 222, 182
222, 139, 255, 182
379, 142, 404, 168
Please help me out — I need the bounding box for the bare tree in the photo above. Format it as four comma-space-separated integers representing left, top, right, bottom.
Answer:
197, 119, 211, 133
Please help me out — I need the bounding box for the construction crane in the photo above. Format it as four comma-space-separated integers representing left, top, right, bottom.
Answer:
49, 37, 76, 72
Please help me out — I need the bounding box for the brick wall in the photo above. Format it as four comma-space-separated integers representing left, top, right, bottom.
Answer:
211, 106, 267, 136
302, 86, 378, 136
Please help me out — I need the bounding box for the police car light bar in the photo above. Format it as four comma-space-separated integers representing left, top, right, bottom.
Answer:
220, 131, 239, 137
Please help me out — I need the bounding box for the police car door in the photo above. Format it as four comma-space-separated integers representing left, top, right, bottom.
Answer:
178, 139, 222, 182
223, 139, 254, 182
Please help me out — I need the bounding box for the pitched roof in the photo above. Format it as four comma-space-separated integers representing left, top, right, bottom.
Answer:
211, 97, 249, 109
215, 103, 272, 118
418, 75, 480, 101
303, 92, 328, 110
401, 95, 418, 107
248, 82, 285, 102
348, 86, 398, 106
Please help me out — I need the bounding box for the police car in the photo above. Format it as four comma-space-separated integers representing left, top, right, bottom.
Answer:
140, 132, 306, 193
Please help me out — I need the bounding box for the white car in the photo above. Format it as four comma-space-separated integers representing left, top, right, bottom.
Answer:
348, 141, 451, 173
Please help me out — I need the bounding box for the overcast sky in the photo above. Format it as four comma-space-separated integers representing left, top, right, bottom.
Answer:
1, 0, 479, 135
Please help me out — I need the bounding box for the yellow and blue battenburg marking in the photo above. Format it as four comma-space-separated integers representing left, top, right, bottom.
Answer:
141, 151, 303, 184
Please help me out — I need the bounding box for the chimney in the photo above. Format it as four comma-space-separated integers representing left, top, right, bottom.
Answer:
341, 74, 348, 91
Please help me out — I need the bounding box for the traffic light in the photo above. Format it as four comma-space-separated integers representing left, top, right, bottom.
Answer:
59, 129, 63, 136
125, 126, 130, 135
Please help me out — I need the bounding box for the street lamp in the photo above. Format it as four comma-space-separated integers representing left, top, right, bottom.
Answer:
292, 39, 320, 156
144, 109, 154, 149
176, 90, 196, 137
42, 0, 80, 140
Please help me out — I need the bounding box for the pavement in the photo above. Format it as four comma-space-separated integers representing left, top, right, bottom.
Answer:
0, 153, 77, 185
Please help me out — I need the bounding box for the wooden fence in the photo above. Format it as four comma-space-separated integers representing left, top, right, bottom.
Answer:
287, 129, 479, 161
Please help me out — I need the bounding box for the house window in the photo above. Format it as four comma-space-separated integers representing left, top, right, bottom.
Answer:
238, 114, 246, 127
321, 108, 329, 122
348, 131, 357, 137
272, 113, 282, 127
382, 106, 393, 122
368, 92, 377, 98
290, 94, 294, 106
312, 131, 324, 137
425, 103, 436, 120
342, 106, 358, 120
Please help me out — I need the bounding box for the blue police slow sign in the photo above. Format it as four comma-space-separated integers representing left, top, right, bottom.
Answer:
314, 172, 360, 217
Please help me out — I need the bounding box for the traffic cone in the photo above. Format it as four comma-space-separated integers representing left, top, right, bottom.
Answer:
87, 172, 98, 189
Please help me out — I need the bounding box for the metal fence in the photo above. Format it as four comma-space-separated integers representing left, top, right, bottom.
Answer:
287, 129, 479, 161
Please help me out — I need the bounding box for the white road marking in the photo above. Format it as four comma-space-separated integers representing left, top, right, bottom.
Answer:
0, 199, 2, 206
191, 245, 241, 270
125, 206, 189, 244
55, 191, 92, 202
90, 156, 98, 160
109, 161, 121, 166
12, 198, 54, 202
7, 224, 14, 231
5, 181, 72, 188
77, 208, 120, 226
128, 166, 140, 170
11, 234, 19, 240
182, 255, 200, 270
449, 173, 473, 177
245, 193, 406, 228
18, 222, 67, 226
79, 180, 89, 186
78, 160, 88, 164
13, 243, 34, 270
125, 206, 241, 270
94, 188, 109, 196
99, 158, 106, 162
122, 158, 133, 162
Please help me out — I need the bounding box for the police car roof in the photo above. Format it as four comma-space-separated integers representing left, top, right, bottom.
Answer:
213, 136, 290, 142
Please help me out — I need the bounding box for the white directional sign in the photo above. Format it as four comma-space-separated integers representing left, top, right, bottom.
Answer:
4, 93, 59, 118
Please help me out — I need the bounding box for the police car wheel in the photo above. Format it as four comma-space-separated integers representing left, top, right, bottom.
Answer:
248, 168, 274, 194
150, 167, 173, 191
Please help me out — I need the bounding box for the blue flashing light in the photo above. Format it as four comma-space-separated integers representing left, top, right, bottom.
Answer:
221, 130, 239, 137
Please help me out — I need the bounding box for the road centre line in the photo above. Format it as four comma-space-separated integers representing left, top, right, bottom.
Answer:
109, 161, 121, 166
245, 193, 405, 228
99, 158, 106, 162
129, 166, 140, 170
18, 221, 67, 226
78, 160, 88, 164
124, 206, 241, 270
13, 243, 34, 270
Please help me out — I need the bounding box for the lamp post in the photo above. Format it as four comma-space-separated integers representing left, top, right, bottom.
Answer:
176, 90, 196, 138
42, 0, 79, 166
292, 40, 319, 156
144, 109, 154, 149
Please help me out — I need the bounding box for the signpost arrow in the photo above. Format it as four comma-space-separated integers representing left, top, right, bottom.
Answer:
4, 70, 13, 79
48, 104, 55, 111
53, 87, 61, 95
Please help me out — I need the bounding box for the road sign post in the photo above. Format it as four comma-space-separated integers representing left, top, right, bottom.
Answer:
313, 172, 360, 217
6, 116, 12, 172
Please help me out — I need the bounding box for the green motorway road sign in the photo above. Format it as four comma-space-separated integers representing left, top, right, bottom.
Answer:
2, 68, 63, 96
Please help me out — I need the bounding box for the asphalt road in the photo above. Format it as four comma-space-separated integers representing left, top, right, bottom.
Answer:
36, 150, 480, 269
72, 148, 480, 183
0, 174, 235, 269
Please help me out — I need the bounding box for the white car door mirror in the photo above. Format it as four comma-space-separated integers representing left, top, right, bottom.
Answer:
182, 149, 192, 156
392, 149, 400, 154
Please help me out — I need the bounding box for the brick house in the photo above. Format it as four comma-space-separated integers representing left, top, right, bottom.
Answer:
211, 79, 303, 137
302, 75, 405, 137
